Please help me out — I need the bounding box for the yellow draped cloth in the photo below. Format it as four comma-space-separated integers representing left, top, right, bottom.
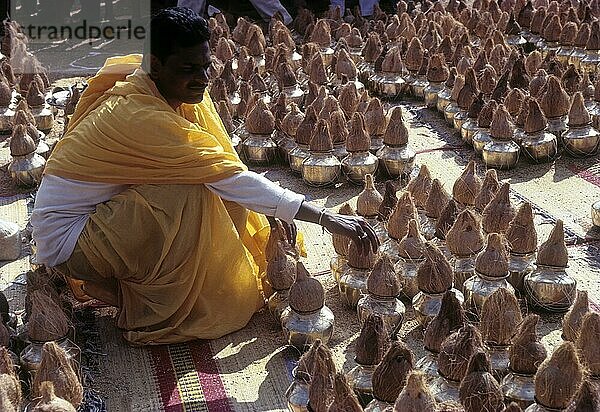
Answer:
46, 54, 274, 344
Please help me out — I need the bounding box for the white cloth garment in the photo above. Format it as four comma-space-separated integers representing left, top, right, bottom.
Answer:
31, 171, 304, 267
176, 0, 293, 24
330, 0, 379, 16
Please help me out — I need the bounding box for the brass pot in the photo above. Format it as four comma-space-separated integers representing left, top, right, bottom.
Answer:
546, 115, 568, 140
556, 46, 575, 65
569, 47, 587, 69
8, 153, 45, 187
580, 50, 600, 75
461, 118, 479, 146
486, 343, 510, 380
372, 72, 407, 98
342, 151, 378, 184
286, 369, 310, 412
241, 132, 278, 165
444, 102, 461, 126
593, 201, 600, 227
339, 266, 369, 309
410, 75, 428, 99
281, 305, 335, 350
501, 371, 536, 409
302, 152, 341, 187
521, 131, 558, 163
268, 289, 290, 323
357, 294, 406, 337
32, 105, 53, 132
282, 85, 305, 107
20, 337, 81, 376
562, 124, 600, 157
463, 272, 515, 319
482, 139, 520, 170
472, 128, 492, 155
412, 288, 465, 327
416, 352, 439, 381
348, 46, 363, 63
369, 135, 384, 154
364, 398, 393, 411
430, 374, 461, 404
332, 143, 348, 160
508, 252, 536, 294
275, 131, 296, 163
319, 46, 335, 67
289, 144, 310, 174
376, 145, 416, 178
453, 109, 469, 132
347, 361, 376, 405
395, 256, 423, 300
330, 255, 348, 284
452, 254, 478, 293
424, 81, 444, 109
0, 106, 14, 133
524, 264, 577, 312
437, 87, 452, 113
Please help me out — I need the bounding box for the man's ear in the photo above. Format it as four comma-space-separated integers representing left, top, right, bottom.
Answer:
148, 54, 163, 79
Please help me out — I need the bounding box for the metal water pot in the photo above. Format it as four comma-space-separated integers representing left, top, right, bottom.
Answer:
412, 288, 465, 327
520, 130, 558, 163
347, 361, 376, 406
341, 151, 379, 185
524, 265, 577, 312
508, 252, 536, 294
280, 305, 335, 350
424, 81, 443, 109
463, 273, 515, 319
501, 371, 536, 409
357, 293, 405, 337
339, 266, 369, 309
482, 139, 520, 170
376, 144, 416, 178
8, 153, 45, 187
301, 151, 341, 187
241, 132, 278, 165
562, 123, 600, 157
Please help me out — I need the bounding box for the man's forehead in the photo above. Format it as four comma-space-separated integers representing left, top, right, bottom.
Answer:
170, 42, 211, 64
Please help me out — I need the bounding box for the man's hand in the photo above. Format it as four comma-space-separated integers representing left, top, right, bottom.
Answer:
266, 216, 297, 248
321, 212, 379, 256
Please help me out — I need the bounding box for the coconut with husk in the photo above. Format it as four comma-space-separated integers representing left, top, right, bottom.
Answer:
562, 289, 591, 345
481, 182, 515, 234
564, 91, 599, 157
302, 119, 340, 187
309, 53, 329, 86
452, 161, 482, 208
407, 165, 432, 210
436, 67, 457, 113
282, 262, 334, 349
580, 21, 600, 74
386, 191, 418, 244
533, 342, 583, 410
425, 179, 451, 226
347, 313, 389, 405
555, 22, 578, 65
505, 202, 538, 293
446, 209, 485, 290
458, 351, 504, 412
364, 98, 386, 153
418, 291, 466, 381
562, 65, 582, 96
393, 371, 437, 412
453, 70, 478, 133
432, 325, 483, 403
308, 355, 335, 412
357, 174, 383, 219
340, 236, 378, 309
576, 312, 600, 377
330, 203, 355, 283
570, 23, 591, 69
278, 103, 304, 160
0, 75, 13, 134
413, 242, 464, 327
525, 220, 576, 312
328, 373, 363, 412
342, 112, 378, 184
378, 180, 397, 223
242, 99, 277, 165
0, 348, 20, 409
461, 92, 485, 145
27, 290, 70, 342
30, 381, 76, 412
377, 107, 415, 178
481, 287, 522, 378
474, 170, 499, 212
395, 219, 427, 299
529, 70, 548, 98
482, 104, 520, 169
338, 81, 359, 120
572, 380, 600, 412
539, 75, 571, 140
32, 342, 83, 407
505, 88, 525, 119
464, 233, 514, 318
266, 239, 298, 322
434, 199, 459, 258
358, 255, 405, 337
424, 54, 450, 109
8, 122, 45, 187
25, 269, 63, 321
444, 74, 465, 126
366, 341, 414, 410
521, 97, 558, 163
289, 105, 318, 174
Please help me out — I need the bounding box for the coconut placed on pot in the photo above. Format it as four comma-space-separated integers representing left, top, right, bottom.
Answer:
329, 109, 350, 160
281, 262, 334, 350
575, 312, 600, 378
29, 381, 76, 412
371, 45, 406, 98
459, 351, 504, 412
460, 92, 484, 146
482, 104, 520, 169
452, 160, 482, 209
266, 239, 298, 323
358, 255, 405, 337
412, 242, 464, 327
564, 91, 599, 157
356, 173, 384, 231
330, 203, 355, 284
424, 54, 450, 108
524, 220, 577, 312
444, 74, 465, 126
347, 313, 389, 405
431, 324, 483, 403
342, 114, 379, 184
289, 106, 317, 174
404, 37, 424, 92
453, 69, 478, 132
539, 75, 571, 140
417, 290, 466, 381
363, 98, 387, 154
481, 182, 515, 234
308, 354, 336, 412
382, 192, 418, 263
446, 209, 484, 291
310, 19, 334, 66
528, 342, 583, 411
569, 23, 590, 69
302, 119, 341, 187
463, 233, 515, 318
481, 288, 523, 379
339, 237, 378, 309
241, 99, 278, 165
580, 21, 600, 74
8, 123, 45, 187
520, 98, 558, 163
437, 67, 456, 113
329, 373, 363, 412
474, 169, 499, 213
394, 219, 426, 300
555, 22, 578, 66
364, 341, 414, 411
276, 103, 303, 162
423, 179, 451, 241
393, 371, 437, 412
406, 164, 432, 212
506, 203, 538, 293
562, 290, 589, 342
334, 48, 364, 94
376, 107, 415, 178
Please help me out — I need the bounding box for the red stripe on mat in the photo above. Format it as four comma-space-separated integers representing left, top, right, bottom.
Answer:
149, 346, 184, 412
189, 340, 233, 412
567, 164, 600, 188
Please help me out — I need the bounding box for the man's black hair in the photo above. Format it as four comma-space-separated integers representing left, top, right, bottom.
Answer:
145, 7, 211, 63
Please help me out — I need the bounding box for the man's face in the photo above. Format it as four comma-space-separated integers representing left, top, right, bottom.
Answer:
150, 41, 211, 108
